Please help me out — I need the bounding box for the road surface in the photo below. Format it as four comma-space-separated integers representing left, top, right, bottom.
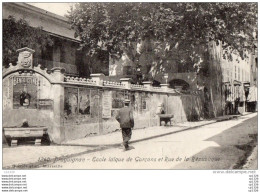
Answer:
40, 113, 257, 169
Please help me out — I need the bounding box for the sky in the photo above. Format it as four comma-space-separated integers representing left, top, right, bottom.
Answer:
28, 3, 74, 17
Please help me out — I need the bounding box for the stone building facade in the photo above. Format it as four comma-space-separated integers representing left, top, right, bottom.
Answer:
3, 3, 81, 75
3, 3, 109, 77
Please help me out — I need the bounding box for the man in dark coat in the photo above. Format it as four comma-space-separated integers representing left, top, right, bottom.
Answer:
116, 99, 134, 151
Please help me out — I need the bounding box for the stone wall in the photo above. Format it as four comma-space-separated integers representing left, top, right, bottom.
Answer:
60, 81, 205, 141
3, 48, 206, 143
3, 69, 205, 143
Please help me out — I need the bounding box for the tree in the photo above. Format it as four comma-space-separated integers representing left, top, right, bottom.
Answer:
3, 16, 53, 67
68, 3, 257, 80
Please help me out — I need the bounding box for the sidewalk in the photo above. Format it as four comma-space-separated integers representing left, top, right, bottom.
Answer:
3, 113, 249, 168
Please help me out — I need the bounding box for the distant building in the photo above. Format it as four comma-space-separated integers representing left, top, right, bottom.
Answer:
221, 47, 257, 114
251, 40, 258, 87
108, 36, 258, 116
221, 53, 251, 84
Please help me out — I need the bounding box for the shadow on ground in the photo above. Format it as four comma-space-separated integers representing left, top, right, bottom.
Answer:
172, 115, 258, 169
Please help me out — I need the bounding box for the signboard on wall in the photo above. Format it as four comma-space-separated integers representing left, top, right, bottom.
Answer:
79, 89, 91, 115
13, 76, 38, 109
102, 90, 112, 118
38, 99, 53, 110
64, 87, 78, 116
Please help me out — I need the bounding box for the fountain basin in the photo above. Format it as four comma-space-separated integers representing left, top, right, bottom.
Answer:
3, 126, 48, 146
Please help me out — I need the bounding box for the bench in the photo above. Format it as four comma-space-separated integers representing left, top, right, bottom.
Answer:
3, 126, 48, 146
158, 114, 174, 126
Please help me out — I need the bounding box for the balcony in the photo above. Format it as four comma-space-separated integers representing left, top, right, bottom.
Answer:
33, 58, 78, 75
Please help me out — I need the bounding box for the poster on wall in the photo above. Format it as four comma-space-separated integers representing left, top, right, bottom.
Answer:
79, 89, 91, 115
64, 87, 78, 116
13, 76, 38, 109
38, 99, 53, 110
90, 89, 100, 118
102, 90, 112, 118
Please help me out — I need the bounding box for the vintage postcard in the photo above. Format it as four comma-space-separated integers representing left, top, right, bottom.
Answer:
2, 2, 258, 172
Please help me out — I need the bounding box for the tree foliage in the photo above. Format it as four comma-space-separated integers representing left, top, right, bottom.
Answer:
68, 3, 257, 79
3, 16, 53, 67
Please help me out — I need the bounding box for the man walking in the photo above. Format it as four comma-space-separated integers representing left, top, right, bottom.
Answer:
116, 99, 134, 151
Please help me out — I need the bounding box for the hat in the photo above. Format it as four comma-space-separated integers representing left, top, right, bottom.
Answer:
124, 99, 130, 103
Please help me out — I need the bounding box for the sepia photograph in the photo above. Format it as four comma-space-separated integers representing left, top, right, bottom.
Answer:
2, 2, 258, 172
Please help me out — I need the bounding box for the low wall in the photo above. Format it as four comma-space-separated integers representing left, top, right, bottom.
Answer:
3, 69, 206, 143
61, 85, 205, 142
3, 48, 206, 143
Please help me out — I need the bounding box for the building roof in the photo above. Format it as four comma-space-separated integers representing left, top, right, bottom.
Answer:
3, 3, 80, 42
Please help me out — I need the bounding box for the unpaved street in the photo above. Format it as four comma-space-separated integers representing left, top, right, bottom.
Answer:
40, 113, 257, 169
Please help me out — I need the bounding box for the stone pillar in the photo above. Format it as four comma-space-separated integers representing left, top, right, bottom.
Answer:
90, 73, 105, 86
143, 81, 152, 90
120, 78, 131, 89
161, 84, 169, 92
52, 67, 65, 82
51, 67, 65, 144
